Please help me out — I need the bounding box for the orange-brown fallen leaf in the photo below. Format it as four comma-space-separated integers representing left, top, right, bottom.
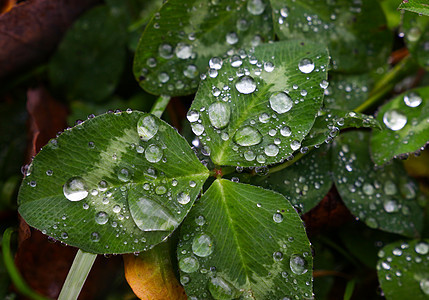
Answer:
0, 0, 16, 15
124, 243, 187, 300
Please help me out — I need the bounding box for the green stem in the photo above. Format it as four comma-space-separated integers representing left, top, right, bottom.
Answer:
318, 236, 361, 268
58, 249, 97, 300
150, 95, 171, 118
268, 151, 308, 174
2, 228, 48, 300
354, 83, 393, 113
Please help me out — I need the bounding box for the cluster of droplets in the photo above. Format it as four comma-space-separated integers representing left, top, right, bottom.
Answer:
377, 241, 429, 296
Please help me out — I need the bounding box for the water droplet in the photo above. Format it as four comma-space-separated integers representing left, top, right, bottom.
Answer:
137, 115, 159, 141
145, 145, 163, 163
415, 242, 429, 255
95, 211, 109, 225
91, 232, 100, 242
383, 200, 399, 213
381, 261, 391, 270
265, 144, 279, 157
175, 43, 193, 59
383, 109, 407, 131
298, 58, 315, 74
259, 112, 270, 123
118, 168, 132, 182
231, 55, 242, 67
269, 92, 293, 114
209, 57, 223, 70
158, 72, 169, 83
273, 213, 283, 223
247, 0, 266, 15
290, 254, 308, 275
264, 61, 274, 72
233, 126, 262, 146
46, 170, 53, 176
192, 233, 214, 257
61, 232, 68, 239
177, 192, 191, 205
404, 92, 422, 107
191, 123, 204, 136
179, 256, 199, 273
420, 279, 429, 295
63, 177, 88, 201
244, 150, 256, 161
226, 32, 239, 45
208, 276, 239, 299
362, 183, 375, 195
280, 126, 292, 137
195, 215, 206, 226
320, 80, 329, 89
155, 185, 167, 195
184, 65, 198, 78
235, 76, 256, 94
158, 43, 173, 59
273, 251, 284, 261
187, 110, 199, 122
384, 180, 397, 195
366, 217, 378, 229
290, 140, 301, 151
113, 205, 121, 213
208, 102, 231, 129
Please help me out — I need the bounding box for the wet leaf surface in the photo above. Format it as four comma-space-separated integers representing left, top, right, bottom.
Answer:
332, 131, 423, 238
177, 179, 313, 299
399, 0, 429, 17
377, 239, 429, 300
133, 0, 273, 96
370, 86, 429, 166
190, 40, 329, 167
18, 111, 209, 254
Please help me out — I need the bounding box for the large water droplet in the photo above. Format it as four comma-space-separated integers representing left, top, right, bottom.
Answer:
383, 110, 407, 131
95, 211, 109, 225
383, 199, 399, 213
269, 92, 293, 114
209, 57, 223, 70
415, 242, 429, 255
137, 115, 159, 141
192, 233, 214, 257
145, 145, 163, 163
177, 192, 191, 205
130, 196, 178, 231
290, 254, 308, 275
290, 140, 301, 151
233, 126, 262, 146
208, 276, 239, 299
247, 0, 266, 15
63, 177, 88, 201
235, 76, 256, 94
175, 43, 193, 59
187, 110, 199, 122
404, 92, 422, 107
179, 256, 199, 273
208, 102, 231, 129
265, 144, 279, 157
298, 58, 315, 74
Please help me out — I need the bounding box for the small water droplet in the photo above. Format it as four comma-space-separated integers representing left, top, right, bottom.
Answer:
290, 254, 308, 275
231, 55, 242, 67
280, 126, 292, 137
362, 183, 374, 195
269, 92, 293, 114
320, 80, 329, 89
415, 242, 429, 255
298, 58, 315, 74
177, 192, 191, 205
247, 0, 266, 15
264, 61, 274, 72
366, 217, 378, 229
244, 150, 256, 161
63, 177, 88, 201
91, 232, 100, 242
195, 215, 206, 226
208, 276, 239, 299
145, 145, 163, 163
137, 115, 159, 141
383, 200, 399, 213
233, 126, 262, 146
273, 251, 284, 261
175, 42, 193, 59
208, 102, 231, 129
184, 64, 199, 78
95, 211, 109, 225
158, 43, 173, 59
290, 140, 301, 151
226, 32, 239, 45
403, 92, 422, 107
179, 256, 199, 273
265, 144, 279, 157
209, 57, 223, 70
235, 76, 256, 94
187, 110, 199, 122
273, 213, 283, 223
191, 123, 205, 136
117, 168, 132, 182
383, 109, 407, 131
192, 233, 214, 257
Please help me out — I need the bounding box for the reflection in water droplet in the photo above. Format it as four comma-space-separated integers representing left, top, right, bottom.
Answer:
192, 233, 214, 257
130, 196, 178, 231
298, 58, 315, 74
179, 256, 199, 273
265, 144, 279, 157
208, 102, 231, 129
209, 57, 223, 70
269, 92, 293, 114
95, 211, 109, 225
145, 145, 163, 163
290, 254, 308, 275
404, 92, 422, 107
273, 213, 283, 223
280, 126, 292, 137
63, 177, 88, 201
383, 110, 407, 131
177, 192, 191, 205
191, 123, 205, 136
235, 76, 256, 94
208, 276, 239, 299
233, 126, 262, 146
137, 115, 159, 141
187, 110, 199, 122
290, 140, 301, 151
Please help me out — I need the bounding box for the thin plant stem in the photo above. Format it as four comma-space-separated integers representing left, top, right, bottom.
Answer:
268, 151, 308, 174
58, 249, 97, 300
150, 95, 171, 118
2, 227, 48, 300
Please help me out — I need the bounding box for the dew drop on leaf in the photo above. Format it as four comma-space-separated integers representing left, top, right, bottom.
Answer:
177, 192, 191, 205
289, 254, 308, 275
403, 92, 422, 107
208, 102, 231, 129
273, 251, 284, 261
131, 196, 178, 231
63, 177, 88, 201
226, 32, 239, 45
175, 42, 193, 59
420, 279, 429, 296
187, 110, 200, 122
290, 140, 301, 151
137, 115, 159, 141
247, 0, 266, 15
280, 126, 292, 137
233, 126, 262, 146
208, 276, 239, 299
184, 65, 199, 78
179, 256, 199, 273
298, 58, 315, 74
415, 242, 429, 255
158, 43, 173, 59
269, 92, 293, 114
265, 144, 279, 157
95, 211, 109, 225
209, 57, 223, 70
244, 150, 256, 161
383, 200, 399, 213
192, 233, 214, 257
383, 110, 407, 131
145, 145, 163, 163
191, 123, 205, 136
91, 232, 100, 242
117, 168, 132, 182
235, 75, 256, 94
273, 212, 284, 223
